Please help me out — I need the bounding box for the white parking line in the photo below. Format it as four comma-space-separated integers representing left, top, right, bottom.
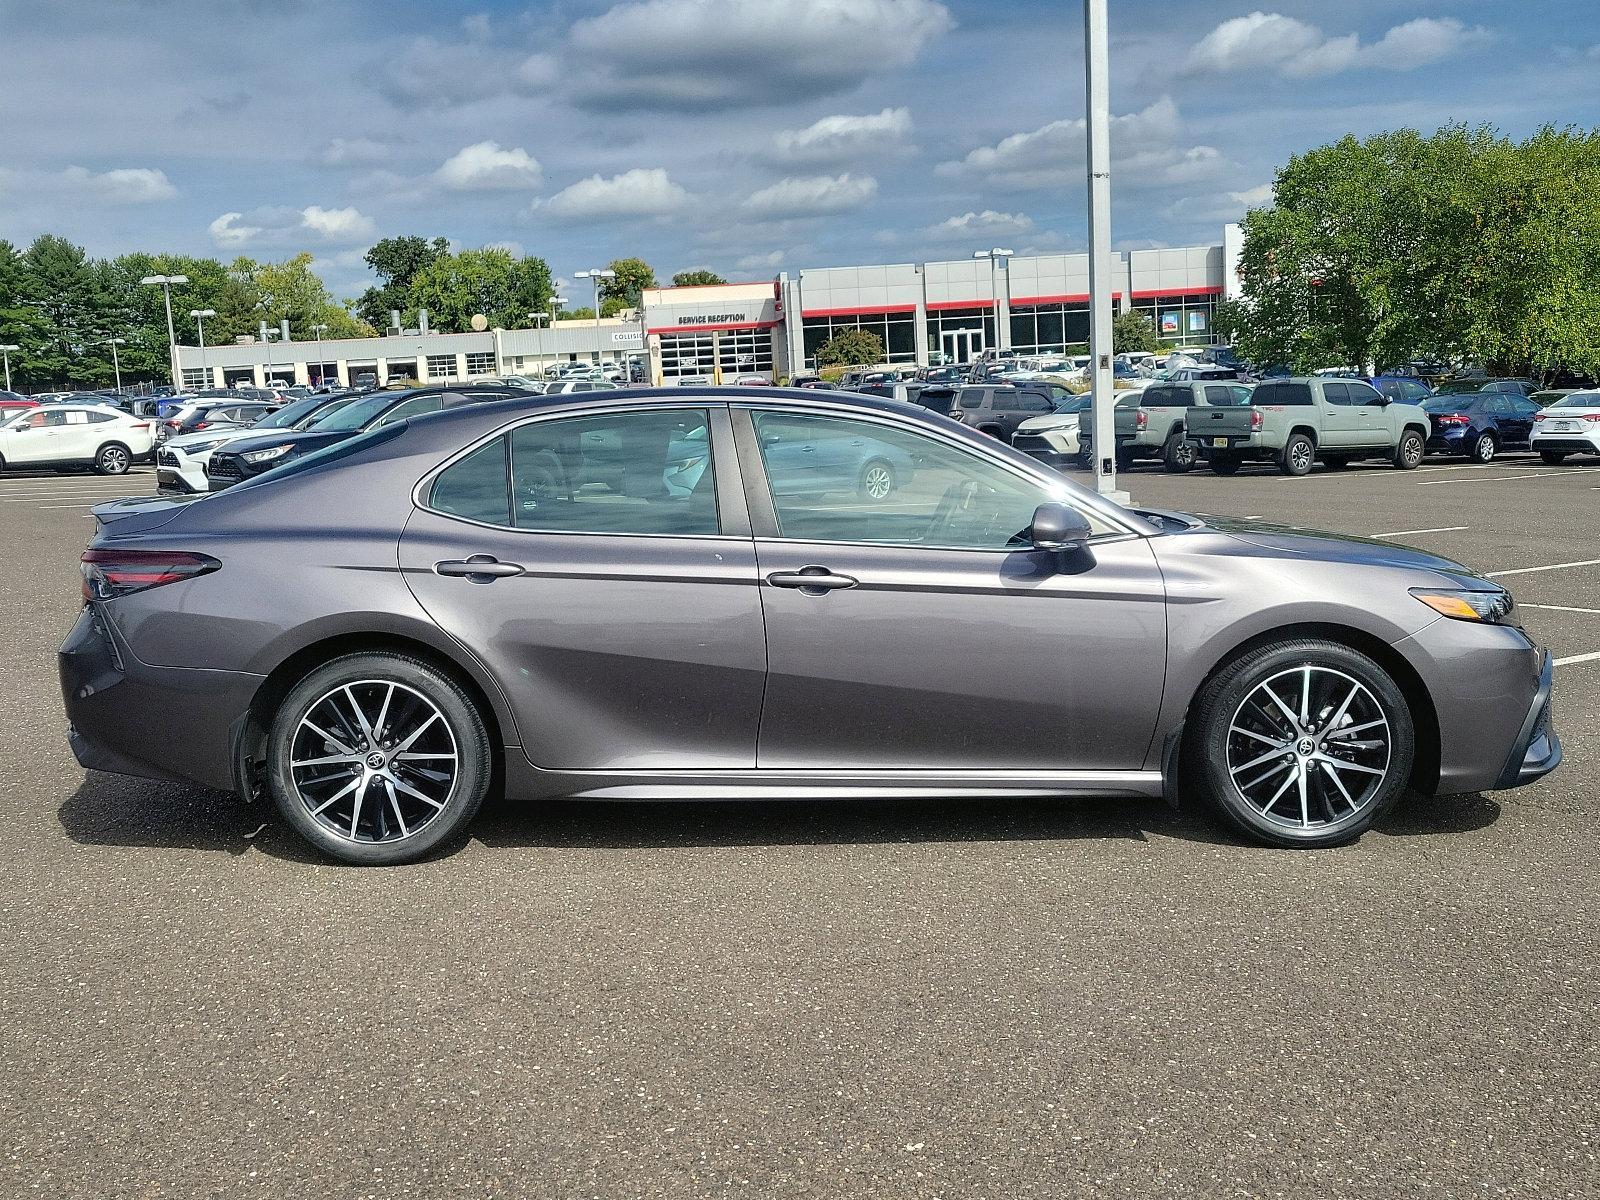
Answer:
1487, 558, 1600, 578
1417, 470, 1573, 486
0, 492, 143, 503
1522, 604, 1600, 615
1554, 651, 1600, 668
36, 503, 107, 510
1373, 526, 1468, 538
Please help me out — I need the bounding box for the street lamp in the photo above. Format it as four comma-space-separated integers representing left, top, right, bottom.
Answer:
310, 323, 329, 385
527, 310, 551, 377
0, 344, 18, 392
99, 337, 127, 393
1083, 0, 1123, 501
972, 248, 1013, 363
140, 274, 189, 390
574, 268, 616, 371
189, 309, 216, 390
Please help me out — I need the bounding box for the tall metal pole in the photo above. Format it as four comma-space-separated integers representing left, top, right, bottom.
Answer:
191, 309, 215, 389
0, 345, 15, 392
141, 274, 187, 390
107, 339, 123, 391
1084, 0, 1124, 501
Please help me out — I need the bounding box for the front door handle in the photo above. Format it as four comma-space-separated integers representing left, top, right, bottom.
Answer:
435, 555, 524, 581
766, 566, 858, 594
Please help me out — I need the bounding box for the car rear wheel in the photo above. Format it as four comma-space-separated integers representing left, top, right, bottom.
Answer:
1393, 429, 1425, 470
1278, 433, 1315, 476
1471, 432, 1497, 463
1162, 432, 1197, 474
265, 652, 492, 865
1539, 449, 1569, 465
856, 458, 896, 500
95, 443, 131, 475
1188, 639, 1414, 848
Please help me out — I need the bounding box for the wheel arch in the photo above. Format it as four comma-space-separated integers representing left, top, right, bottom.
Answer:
1288, 425, 1318, 446
1175, 621, 1440, 796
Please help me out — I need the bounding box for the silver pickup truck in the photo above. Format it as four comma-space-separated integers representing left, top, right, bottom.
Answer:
1185, 377, 1431, 476
1080, 380, 1254, 473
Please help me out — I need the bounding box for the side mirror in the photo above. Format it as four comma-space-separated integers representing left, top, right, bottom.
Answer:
1029, 502, 1092, 553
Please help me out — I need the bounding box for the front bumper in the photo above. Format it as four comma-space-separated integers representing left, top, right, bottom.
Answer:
59, 606, 263, 793
155, 448, 207, 494
1495, 650, 1560, 789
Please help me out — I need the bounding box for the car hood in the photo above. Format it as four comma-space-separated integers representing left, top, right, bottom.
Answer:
214, 429, 350, 458
1142, 509, 1489, 584
1017, 412, 1083, 432
166, 426, 256, 451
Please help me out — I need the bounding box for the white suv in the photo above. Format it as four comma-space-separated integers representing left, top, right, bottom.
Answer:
0, 404, 153, 475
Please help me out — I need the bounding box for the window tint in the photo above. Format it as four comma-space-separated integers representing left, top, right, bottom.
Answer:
374, 394, 445, 427
1254, 382, 1313, 407
431, 439, 512, 525
506, 409, 718, 537
1146, 387, 1193, 408
1323, 383, 1353, 406
751, 410, 1110, 550
1203, 384, 1246, 406
85, 410, 115, 423
991, 391, 1023, 411
1349, 384, 1383, 405
957, 389, 985, 409
1017, 393, 1052, 412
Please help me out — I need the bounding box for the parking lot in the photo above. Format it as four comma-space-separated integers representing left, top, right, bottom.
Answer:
2, 453, 1596, 1198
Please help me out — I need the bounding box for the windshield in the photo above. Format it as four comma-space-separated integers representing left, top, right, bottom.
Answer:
309, 392, 394, 432
1552, 392, 1600, 408
1054, 396, 1092, 413
252, 396, 323, 429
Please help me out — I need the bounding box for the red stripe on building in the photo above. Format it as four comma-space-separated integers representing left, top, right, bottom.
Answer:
1011, 293, 1093, 306
800, 304, 918, 318
1129, 285, 1223, 299
648, 320, 780, 335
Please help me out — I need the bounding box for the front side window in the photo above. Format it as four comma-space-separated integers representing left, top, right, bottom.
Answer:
751, 410, 1110, 550
430, 410, 721, 536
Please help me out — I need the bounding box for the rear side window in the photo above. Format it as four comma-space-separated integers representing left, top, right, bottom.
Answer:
430, 439, 512, 525
958, 389, 985, 409
1203, 385, 1248, 407
1255, 382, 1313, 406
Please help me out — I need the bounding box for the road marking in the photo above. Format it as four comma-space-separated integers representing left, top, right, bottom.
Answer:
1488, 558, 1600, 578
1522, 604, 1600, 615
1554, 651, 1600, 667
35, 502, 108, 510
1373, 526, 1468, 538
1417, 470, 1573, 486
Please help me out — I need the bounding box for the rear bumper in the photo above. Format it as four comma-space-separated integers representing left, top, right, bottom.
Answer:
1530, 435, 1600, 454
1425, 431, 1468, 453
59, 606, 262, 792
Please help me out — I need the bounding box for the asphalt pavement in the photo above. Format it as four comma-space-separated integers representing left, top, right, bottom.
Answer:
1, 457, 1595, 1198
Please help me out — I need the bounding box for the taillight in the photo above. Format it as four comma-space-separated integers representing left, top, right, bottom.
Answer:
193, 421, 209, 431
81, 549, 220, 603
1135, 410, 1148, 429
1533, 412, 1549, 422
1250, 409, 1264, 430
1436, 415, 1469, 426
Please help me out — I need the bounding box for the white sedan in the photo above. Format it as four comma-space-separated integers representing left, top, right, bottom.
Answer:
1531, 390, 1600, 464
0, 404, 153, 475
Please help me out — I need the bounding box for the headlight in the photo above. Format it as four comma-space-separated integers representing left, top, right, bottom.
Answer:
1411, 587, 1516, 624
242, 444, 293, 465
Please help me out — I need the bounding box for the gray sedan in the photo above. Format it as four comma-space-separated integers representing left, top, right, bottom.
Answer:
62, 388, 1559, 864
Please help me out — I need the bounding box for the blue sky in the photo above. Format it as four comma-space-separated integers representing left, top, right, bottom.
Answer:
1, 0, 1595, 303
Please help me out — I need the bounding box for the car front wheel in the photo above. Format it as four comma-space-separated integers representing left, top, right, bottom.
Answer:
266, 652, 492, 865
856, 458, 897, 500
1394, 430, 1425, 470
1187, 639, 1414, 848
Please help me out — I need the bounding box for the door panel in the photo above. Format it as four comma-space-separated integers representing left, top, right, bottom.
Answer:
753, 538, 1167, 770
1319, 384, 1361, 449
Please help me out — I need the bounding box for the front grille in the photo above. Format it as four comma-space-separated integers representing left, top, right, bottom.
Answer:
1012, 434, 1056, 453
156, 449, 179, 467
207, 458, 242, 481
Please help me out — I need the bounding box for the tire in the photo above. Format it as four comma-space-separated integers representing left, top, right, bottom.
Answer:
265, 652, 493, 865
1393, 429, 1425, 470
856, 457, 896, 500
1278, 433, 1315, 476
1209, 454, 1241, 476
1162, 431, 1198, 474
1540, 450, 1569, 465
1187, 639, 1414, 848
95, 443, 131, 475
1471, 432, 1497, 463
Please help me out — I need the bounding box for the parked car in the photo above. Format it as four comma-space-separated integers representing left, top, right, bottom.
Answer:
157, 400, 279, 443
1529, 390, 1600, 463
206, 384, 532, 490
915, 365, 966, 386
1187, 378, 1431, 476
949, 384, 1059, 439
1369, 375, 1433, 406
0, 392, 38, 419
906, 385, 958, 417
64, 387, 1560, 865
157, 393, 366, 495
1421, 392, 1541, 461
1011, 393, 1095, 469
1476, 379, 1540, 397
543, 379, 616, 396
1082, 381, 1253, 473
0, 403, 152, 475
1160, 366, 1244, 385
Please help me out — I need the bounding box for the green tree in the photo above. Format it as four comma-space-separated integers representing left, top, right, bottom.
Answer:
1111, 309, 1158, 355
602, 257, 656, 309
816, 328, 885, 367
408, 248, 554, 332
355, 235, 450, 329
671, 269, 727, 287
556, 306, 597, 321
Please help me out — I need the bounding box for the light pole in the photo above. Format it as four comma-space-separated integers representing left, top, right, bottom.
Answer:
310, 323, 328, 385
574, 268, 615, 371
140, 274, 189, 390
526, 310, 551, 377
0, 344, 18, 392
262, 326, 279, 390
189, 309, 215, 391
972, 248, 1013, 362
99, 337, 126, 392
1083, 0, 1123, 501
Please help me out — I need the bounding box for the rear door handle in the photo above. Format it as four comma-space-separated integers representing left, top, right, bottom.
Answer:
435, 555, 524, 581
766, 567, 858, 593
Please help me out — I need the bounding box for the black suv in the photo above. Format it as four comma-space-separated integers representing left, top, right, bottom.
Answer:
206, 384, 532, 490
948, 384, 1059, 438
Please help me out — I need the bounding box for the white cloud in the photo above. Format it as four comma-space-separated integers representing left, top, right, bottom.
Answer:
539, 168, 690, 221
923, 209, 1034, 240
771, 107, 914, 165
1166, 183, 1275, 225
937, 97, 1227, 190
1187, 11, 1490, 78
743, 173, 877, 218
373, 37, 553, 109
736, 250, 786, 270
320, 138, 390, 167
60, 166, 176, 204
209, 205, 376, 249
435, 141, 543, 191
483, 240, 526, 257
570, 0, 954, 110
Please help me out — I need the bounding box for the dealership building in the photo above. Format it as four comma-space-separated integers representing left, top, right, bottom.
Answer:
173, 224, 1242, 389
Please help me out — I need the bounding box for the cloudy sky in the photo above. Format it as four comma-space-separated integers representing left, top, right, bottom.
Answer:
1, 0, 1593, 302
